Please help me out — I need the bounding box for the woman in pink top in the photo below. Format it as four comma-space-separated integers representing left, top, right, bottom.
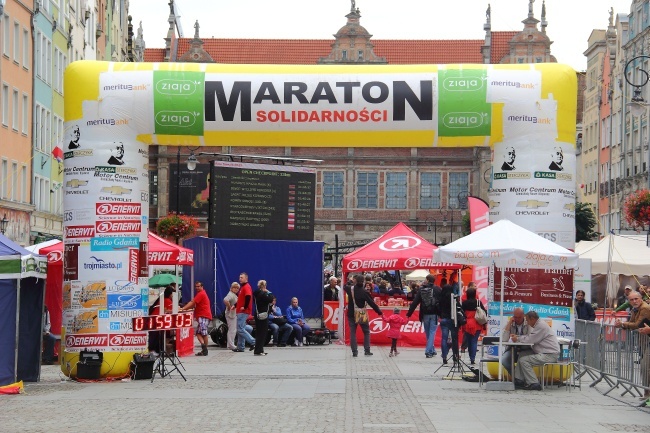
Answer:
383, 308, 407, 357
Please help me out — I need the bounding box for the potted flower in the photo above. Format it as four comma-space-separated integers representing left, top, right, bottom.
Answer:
623, 189, 650, 230
156, 213, 199, 244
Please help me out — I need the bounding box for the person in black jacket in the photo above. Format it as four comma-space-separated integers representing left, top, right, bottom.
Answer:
439, 284, 460, 365
345, 274, 383, 357
574, 290, 595, 321
253, 280, 274, 356
406, 274, 441, 358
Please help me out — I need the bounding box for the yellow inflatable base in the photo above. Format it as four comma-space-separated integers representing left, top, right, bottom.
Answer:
60, 350, 137, 379
486, 362, 574, 383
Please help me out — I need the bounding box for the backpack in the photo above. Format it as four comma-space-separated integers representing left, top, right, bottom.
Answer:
419, 285, 440, 313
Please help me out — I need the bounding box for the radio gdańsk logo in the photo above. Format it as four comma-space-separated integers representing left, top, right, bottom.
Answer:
83, 256, 123, 271
47, 250, 63, 263
378, 236, 421, 252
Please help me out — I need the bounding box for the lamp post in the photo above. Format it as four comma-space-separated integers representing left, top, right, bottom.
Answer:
624, 55, 650, 189
0, 213, 8, 234
175, 147, 200, 214
426, 218, 437, 245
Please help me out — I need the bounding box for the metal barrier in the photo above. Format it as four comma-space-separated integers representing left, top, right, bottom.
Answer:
574, 319, 649, 398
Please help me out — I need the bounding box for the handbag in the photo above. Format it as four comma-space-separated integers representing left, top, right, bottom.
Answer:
474, 300, 487, 325
351, 288, 369, 324
272, 316, 288, 326
257, 312, 268, 320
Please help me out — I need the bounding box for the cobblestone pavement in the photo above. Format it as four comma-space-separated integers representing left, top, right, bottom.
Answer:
2, 343, 649, 433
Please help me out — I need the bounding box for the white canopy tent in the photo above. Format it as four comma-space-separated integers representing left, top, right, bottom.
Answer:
434, 219, 579, 390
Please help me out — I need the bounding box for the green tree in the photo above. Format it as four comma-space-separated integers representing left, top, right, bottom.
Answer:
575, 202, 599, 242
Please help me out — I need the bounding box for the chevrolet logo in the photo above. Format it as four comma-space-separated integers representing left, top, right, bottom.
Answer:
100, 186, 132, 195
66, 179, 88, 188
489, 200, 500, 208
516, 200, 549, 209
564, 203, 575, 212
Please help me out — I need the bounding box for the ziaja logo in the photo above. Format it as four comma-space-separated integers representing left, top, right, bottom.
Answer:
155, 111, 199, 128
156, 80, 200, 96
442, 112, 487, 129
442, 77, 484, 92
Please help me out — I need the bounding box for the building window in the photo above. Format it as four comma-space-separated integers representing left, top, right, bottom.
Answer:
149, 170, 158, 206
342, 50, 347, 60
420, 172, 441, 209
448, 172, 469, 209
386, 172, 407, 209
22, 28, 29, 69
357, 172, 378, 209
12, 89, 18, 130
536, 57, 542, 63
1, 159, 7, 199
22, 93, 28, 134
358, 50, 363, 60
2, 15, 8, 57
13, 21, 19, 62
323, 171, 344, 208
11, 162, 17, 201
1, 84, 7, 126
21, 164, 27, 203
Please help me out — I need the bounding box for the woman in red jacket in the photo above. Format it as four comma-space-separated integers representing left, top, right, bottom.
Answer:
461, 287, 486, 365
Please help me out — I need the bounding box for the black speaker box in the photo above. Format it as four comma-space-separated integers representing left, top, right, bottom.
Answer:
130, 353, 156, 380
76, 350, 103, 380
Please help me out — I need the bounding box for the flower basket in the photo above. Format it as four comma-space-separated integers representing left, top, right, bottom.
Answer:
623, 189, 650, 230
156, 213, 199, 244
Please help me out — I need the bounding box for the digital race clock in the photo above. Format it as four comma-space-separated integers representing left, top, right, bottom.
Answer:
132, 312, 194, 331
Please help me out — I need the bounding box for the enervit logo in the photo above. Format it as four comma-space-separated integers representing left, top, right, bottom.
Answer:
96, 203, 142, 215
128, 248, 138, 283
347, 260, 362, 271
149, 251, 173, 262
47, 250, 63, 263
368, 317, 390, 334
96, 220, 141, 233
378, 236, 421, 252
155, 111, 199, 128
155, 80, 199, 96
65, 334, 108, 348
442, 77, 484, 92
442, 112, 487, 129
404, 258, 420, 269
65, 225, 95, 238
323, 303, 340, 325
109, 334, 147, 346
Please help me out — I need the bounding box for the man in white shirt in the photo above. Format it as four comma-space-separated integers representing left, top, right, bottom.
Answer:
510, 311, 560, 390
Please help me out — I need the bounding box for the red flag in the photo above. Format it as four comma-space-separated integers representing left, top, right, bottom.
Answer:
467, 196, 490, 305
52, 146, 64, 162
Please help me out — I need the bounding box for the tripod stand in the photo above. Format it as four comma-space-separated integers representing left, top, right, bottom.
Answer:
151, 331, 187, 382
434, 352, 475, 380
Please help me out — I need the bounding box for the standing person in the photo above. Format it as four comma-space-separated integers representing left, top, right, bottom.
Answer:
286, 297, 311, 346
383, 307, 407, 357
253, 280, 274, 356
438, 284, 459, 365
500, 307, 532, 378
42, 306, 56, 365
268, 295, 293, 347
461, 286, 486, 365
574, 290, 596, 321
323, 276, 340, 302
223, 282, 240, 350
345, 274, 383, 357
406, 274, 441, 358
179, 281, 213, 356
234, 273, 256, 352
614, 291, 650, 330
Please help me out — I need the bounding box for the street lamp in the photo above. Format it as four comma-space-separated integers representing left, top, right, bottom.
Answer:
426, 218, 437, 245
624, 55, 650, 189
0, 213, 8, 234
176, 147, 200, 213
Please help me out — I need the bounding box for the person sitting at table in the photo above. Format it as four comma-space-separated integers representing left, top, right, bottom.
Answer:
286, 297, 311, 346
500, 307, 532, 378
510, 311, 560, 391
268, 295, 293, 347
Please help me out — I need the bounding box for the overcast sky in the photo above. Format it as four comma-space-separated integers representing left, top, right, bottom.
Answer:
128, 0, 633, 71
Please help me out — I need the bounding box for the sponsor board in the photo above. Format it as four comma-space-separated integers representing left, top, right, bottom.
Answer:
63, 243, 79, 280
71, 281, 107, 309
63, 310, 99, 334
96, 202, 142, 216
65, 225, 95, 239
96, 220, 142, 235
98, 316, 135, 332
64, 333, 109, 349
105, 279, 142, 294
108, 333, 148, 347
62, 281, 73, 309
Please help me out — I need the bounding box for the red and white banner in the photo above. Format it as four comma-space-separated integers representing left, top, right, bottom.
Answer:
468, 196, 490, 305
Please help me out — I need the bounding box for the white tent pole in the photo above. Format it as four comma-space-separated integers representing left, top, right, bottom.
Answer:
498, 265, 504, 382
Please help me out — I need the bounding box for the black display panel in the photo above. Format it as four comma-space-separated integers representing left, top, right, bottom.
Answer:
132, 312, 194, 331
169, 163, 210, 216
208, 161, 315, 240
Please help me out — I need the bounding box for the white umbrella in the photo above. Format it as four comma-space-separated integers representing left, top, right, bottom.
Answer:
433, 220, 578, 390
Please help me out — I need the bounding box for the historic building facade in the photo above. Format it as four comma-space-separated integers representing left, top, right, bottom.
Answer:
142, 1, 562, 248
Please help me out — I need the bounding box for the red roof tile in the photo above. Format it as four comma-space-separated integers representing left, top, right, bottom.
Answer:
144, 31, 520, 65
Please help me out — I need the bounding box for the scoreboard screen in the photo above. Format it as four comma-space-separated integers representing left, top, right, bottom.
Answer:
208, 161, 316, 241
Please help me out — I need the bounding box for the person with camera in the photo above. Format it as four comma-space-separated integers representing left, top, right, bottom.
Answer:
253, 280, 274, 356
268, 295, 293, 347
345, 274, 384, 357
